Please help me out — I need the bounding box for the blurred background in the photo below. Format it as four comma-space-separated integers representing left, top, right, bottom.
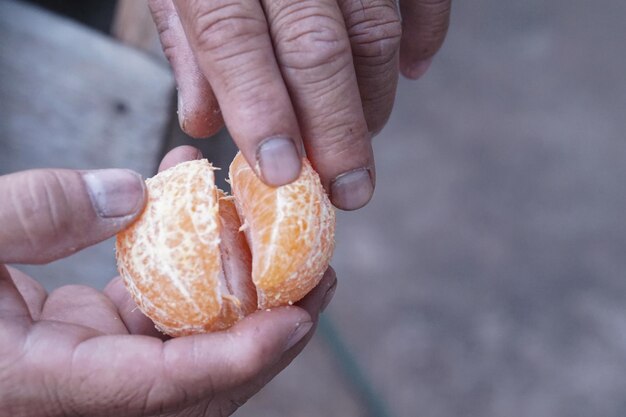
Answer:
2, 0, 626, 416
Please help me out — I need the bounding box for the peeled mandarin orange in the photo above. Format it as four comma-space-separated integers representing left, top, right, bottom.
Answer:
116, 153, 335, 336
116, 160, 257, 336
229, 152, 335, 308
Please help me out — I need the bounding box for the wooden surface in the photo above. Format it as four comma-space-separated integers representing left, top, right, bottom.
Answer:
0, 0, 174, 290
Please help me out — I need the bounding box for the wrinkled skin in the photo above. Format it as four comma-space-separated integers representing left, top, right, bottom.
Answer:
0, 146, 337, 417
149, 0, 451, 210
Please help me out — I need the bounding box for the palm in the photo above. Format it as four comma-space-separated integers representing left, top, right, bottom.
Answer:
1, 146, 334, 416
2, 265, 331, 417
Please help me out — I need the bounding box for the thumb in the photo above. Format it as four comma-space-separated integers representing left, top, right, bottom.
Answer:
0, 168, 146, 264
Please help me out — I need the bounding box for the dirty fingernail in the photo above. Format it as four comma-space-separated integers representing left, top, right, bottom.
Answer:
257, 137, 302, 186
321, 280, 338, 312
83, 169, 146, 218
285, 321, 313, 352
331, 168, 374, 210
403, 57, 433, 80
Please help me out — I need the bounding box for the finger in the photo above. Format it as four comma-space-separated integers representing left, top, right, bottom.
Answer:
338, 0, 402, 136
297, 267, 337, 319
0, 168, 146, 264
224, 268, 337, 407
263, 268, 337, 371
40, 285, 129, 335
7, 266, 47, 320
263, 0, 375, 210
174, 0, 304, 187
148, 0, 224, 138
62, 307, 312, 415
0, 265, 31, 322
399, 0, 451, 79
158, 145, 203, 172
104, 276, 167, 339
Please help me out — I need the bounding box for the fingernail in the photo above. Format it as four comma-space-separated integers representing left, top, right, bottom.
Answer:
285, 321, 313, 352
404, 57, 433, 80
321, 280, 337, 312
177, 91, 185, 131
330, 168, 374, 210
83, 170, 145, 218
257, 137, 302, 186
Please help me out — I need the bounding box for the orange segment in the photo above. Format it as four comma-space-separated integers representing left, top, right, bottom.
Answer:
116, 160, 251, 336
229, 152, 335, 308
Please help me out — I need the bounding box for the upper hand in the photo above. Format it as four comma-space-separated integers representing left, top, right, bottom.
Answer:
0, 146, 336, 417
149, 0, 451, 210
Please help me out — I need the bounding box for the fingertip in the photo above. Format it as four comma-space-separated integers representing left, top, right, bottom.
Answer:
330, 167, 375, 211
234, 305, 313, 353
177, 91, 225, 139
158, 145, 203, 172
297, 267, 338, 317
82, 169, 147, 219
398, 0, 450, 79
149, 0, 224, 139
255, 136, 303, 186
163, 306, 313, 393
104, 276, 168, 340
103, 275, 123, 296
0, 168, 148, 264
400, 56, 433, 80
236, 304, 312, 333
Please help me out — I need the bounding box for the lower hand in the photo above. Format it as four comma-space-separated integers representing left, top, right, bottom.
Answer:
0, 146, 337, 417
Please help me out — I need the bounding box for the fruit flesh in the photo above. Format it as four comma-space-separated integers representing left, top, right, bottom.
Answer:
116, 154, 335, 336
117, 161, 221, 335
116, 160, 253, 336
229, 153, 335, 308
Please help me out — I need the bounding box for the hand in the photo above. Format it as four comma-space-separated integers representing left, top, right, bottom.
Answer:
148, 0, 451, 210
0, 146, 337, 417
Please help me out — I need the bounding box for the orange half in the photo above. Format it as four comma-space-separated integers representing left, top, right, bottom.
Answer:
116, 153, 335, 336
116, 160, 256, 336
229, 152, 335, 308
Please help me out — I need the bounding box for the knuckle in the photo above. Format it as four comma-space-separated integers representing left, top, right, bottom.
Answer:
275, 6, 351, 71
317, 136, 369, 172
346, 3, 402, 64
309, 109, 370, 158
190, 2, 267, 58
32, 171, 72, 239
221, 332, 273, 386
10, 171, 71, 254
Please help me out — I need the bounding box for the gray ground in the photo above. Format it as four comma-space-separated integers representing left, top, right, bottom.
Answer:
3, 0, 626, 416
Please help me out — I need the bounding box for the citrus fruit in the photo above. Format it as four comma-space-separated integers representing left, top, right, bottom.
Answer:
116, 153, 335, 336
229, 152, 335, 308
